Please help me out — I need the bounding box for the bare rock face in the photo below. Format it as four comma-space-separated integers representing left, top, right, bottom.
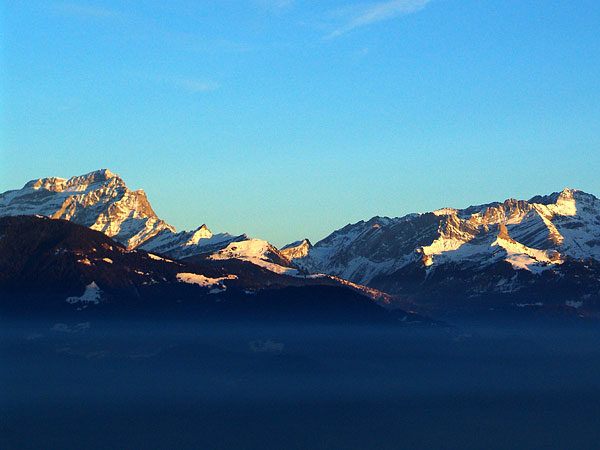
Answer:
0, 169, 251, 261
285, 188, 600, 314
0, 169, 173, 249
3, 170, 600, 316
280, 239, 312, 260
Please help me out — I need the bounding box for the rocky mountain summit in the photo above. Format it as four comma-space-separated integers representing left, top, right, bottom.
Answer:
0, 169, 170, 249
285, 188, 600, 315
0, 169, 286, 268
289, 189, 599, 279
280, 239, 312, 260
2, 169, 599, 317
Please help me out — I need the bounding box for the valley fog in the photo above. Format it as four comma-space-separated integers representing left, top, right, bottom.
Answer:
3, 318, 600, 449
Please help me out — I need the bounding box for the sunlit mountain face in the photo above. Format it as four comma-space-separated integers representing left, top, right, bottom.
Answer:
2, 171, 600, 450
1, 169, 599, 319
0, 215, 427, 324
0, 169, 248, 257
286, 188, 600, 317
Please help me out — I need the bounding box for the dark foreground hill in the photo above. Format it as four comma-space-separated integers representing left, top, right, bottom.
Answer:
0, 216, 431, 325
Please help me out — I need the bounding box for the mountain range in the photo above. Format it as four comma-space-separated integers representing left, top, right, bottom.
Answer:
0, 214, 415, 324
286, 188, 600, 316
0, 169, 300, 271
1, 169, 599, 319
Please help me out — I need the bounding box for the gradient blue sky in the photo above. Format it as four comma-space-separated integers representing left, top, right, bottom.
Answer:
1, 0, 599, 246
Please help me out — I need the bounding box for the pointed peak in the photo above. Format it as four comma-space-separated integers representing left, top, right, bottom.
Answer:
529, 188, 577, 206
193, 224, 212, 235
559, 188, 600, 204
280, 238, 312, 260
281, 238, 312, 251
366, 216, 393, 226
185, 224, 213, 245
70, 169, 119, 184
94, 168, 116, 179
557, 187, 579, 200
23, 169, 121, 191
497, 223, 511, 240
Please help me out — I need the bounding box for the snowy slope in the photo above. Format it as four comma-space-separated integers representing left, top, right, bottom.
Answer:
3, 170, 599, 310
210, 239, 299, 276
0, 169, 271, 264
280, 239, 312, 260
0, 169, 174, 249
138, 224, 247, 259
286, 188, 600, 307
3, 215, 418, 323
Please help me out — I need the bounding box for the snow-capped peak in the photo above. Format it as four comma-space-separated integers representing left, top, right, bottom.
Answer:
24, 169, 120, 193
184, 224, 213, 245
280, 238, 312, 260
0, 169, 196, 253
210, 239, 299, 276
433, 208, 458, 216
0, 169, 291, 274
286, 188, 600, 285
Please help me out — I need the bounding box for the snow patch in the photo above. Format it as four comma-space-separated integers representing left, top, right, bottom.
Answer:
246, 258, 300, 276
422, 238, 469, 266
176, 272, 237, 288
147, 253, 173, 262
66, 282, 102, 305
210, 239, 300, 276
492, 235, 561, 274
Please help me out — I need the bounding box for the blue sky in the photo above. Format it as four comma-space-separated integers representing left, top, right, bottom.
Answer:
1, 0, 599, 246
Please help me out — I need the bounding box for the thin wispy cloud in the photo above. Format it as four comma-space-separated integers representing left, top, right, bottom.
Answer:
52, 2, 123, 19
327, 0, 432, 39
